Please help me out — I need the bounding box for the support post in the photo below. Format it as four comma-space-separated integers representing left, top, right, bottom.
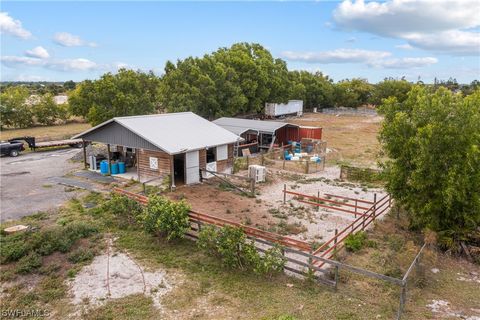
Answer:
333, 228, 338, 260
317, 191, 320, 212
247, 155, 250, 168
397, 283, 407, 320
261, 154, 265, 166
283, 158, 285, 169
283, 184, 286, 204
106, 144, 111, 175
305, 160, 309, 174
334, 266, 339, 292
250, 178, 255, 197
82, 139, 87, 169
373, 193, 377, 219
170, 155, 176, 190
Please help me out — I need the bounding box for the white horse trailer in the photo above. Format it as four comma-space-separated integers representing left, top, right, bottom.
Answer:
265, 100, 303, 117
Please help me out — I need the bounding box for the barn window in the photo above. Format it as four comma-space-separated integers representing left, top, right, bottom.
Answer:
216, 145, 228, 161
206, 147, 216, 163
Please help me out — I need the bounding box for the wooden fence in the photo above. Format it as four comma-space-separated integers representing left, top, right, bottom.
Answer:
112, 187, 424, 319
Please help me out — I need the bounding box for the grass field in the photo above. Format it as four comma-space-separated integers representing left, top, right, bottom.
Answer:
0, 122, 91, 142
289, 113, 383, 167
1, 193, 478, 320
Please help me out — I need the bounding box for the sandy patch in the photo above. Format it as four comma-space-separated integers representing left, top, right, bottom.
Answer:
427, 300, 480, 319
69, 239, 172, 311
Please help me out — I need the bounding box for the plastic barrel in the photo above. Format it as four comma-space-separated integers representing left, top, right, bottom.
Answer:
100, 160, 109, 175
307, 145, 313, 153
118, 162, 126, 174
110, 162, 119, 175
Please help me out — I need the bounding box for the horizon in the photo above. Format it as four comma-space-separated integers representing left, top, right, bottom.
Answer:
1, 1, 479, 83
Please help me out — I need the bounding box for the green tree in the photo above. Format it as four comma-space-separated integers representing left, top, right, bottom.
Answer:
370, 78, 413, 106
335, 78, 374, 108
288, 71, 335, 110
378, 86, 480, 249
69, 69, 161, 125
63, 80, 76, 91
0, 86, 33, 128
34, 93, 68, 126
159, 43, 291, 118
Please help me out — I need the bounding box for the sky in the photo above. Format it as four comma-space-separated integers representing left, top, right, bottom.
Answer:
1, 0, 479, 83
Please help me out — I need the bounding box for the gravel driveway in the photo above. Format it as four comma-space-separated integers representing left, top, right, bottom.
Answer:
0, 149, 83, 222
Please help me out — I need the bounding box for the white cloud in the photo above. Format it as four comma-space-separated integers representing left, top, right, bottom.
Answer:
0, 11, 32, 39
333, 0, 480, 55
46, 58, 98, 71
369, 57, 438, 69
1, 56, 44, 67
25, 46, 50, 59
1, 55, 98, 72
53, 32, 97, 47
395, 44, 413, 50
281, 48, 391, 64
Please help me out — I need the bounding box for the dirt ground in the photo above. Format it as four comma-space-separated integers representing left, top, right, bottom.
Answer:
169, 165, 386, 244
287, 112, 383, 167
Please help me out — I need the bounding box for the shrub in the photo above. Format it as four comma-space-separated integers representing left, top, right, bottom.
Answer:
15, 252, 42, 274
344, 231, 368, 252
68, 248, 95, 264
141, 196, 190, 241
198, 225, 286, 274
253, 245, 286, 278
0, 236, 30, 264
102, 194, 143, 228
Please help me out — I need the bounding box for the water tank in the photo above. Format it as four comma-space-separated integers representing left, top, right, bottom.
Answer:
100, 160, 109, 175
118, 162, 126, 174
110, 162, 119, 175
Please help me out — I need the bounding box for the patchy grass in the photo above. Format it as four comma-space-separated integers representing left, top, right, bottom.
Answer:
0, 122, 91, 142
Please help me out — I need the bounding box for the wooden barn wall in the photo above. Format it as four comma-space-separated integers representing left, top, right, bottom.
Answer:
216, 144, 234, 173
299, 127, 322, 140
275, 126, 300, 145
199, 149, 206, 170
137, 148, 172, 181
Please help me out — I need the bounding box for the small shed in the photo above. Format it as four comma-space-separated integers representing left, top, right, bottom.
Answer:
73, 112, 242, 187
213, 117, 322, 153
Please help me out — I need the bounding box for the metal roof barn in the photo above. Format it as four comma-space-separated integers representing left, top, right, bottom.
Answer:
212, 117, 297, 136
74, 112, 242, 155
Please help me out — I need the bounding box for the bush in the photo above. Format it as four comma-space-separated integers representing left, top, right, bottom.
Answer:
0, 235, 30, 264
344, 231, 368, 252
68, 248, 95, 264
15, 252, 42, 274
141, 196, 191, 241
197, 225, 286, 275
102, 194, 143, 228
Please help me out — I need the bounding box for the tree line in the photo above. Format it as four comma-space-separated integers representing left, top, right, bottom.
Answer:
0, 86, 69, 129
2, 42, 479, 128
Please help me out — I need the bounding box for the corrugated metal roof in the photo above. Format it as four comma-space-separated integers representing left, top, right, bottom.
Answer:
213, 117, 298, 135
73, 112, 242, 154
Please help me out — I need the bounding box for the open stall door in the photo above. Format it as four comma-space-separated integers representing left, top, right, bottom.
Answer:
185, 150, 200, 184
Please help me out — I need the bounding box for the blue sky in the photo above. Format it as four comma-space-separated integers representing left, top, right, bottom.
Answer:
1, 1, 479, 83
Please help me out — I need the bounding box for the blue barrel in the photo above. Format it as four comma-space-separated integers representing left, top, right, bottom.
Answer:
307, 145, 313, 153
100, 160, 109, 175
118, 162, 126, 174
110, 162, 119, 175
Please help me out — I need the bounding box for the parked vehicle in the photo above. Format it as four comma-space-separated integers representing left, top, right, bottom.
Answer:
0, 140, 25, 157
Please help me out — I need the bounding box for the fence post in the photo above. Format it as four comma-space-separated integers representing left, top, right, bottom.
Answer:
261, 154, 265, 166
373, 193, 377, 219
354, 199, 358, 218
283, 158, 286, 169
333, 228, 338, 260
250, 178, 255, 197
317, 191, 320, 212
247, 155, 250, 168
283, 184, 286, 204
397, 282, 407, 320
334, 265, 339, 292
305, 160, 309, 174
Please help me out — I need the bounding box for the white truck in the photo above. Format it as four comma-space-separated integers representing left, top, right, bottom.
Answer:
265, 100, 303, 117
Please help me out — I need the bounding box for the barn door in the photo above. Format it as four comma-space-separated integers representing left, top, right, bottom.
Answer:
185, 151, 200, 184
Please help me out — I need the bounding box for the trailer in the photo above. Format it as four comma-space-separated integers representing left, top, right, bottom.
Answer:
8, 136, 85, 151
265, 100, 303, 117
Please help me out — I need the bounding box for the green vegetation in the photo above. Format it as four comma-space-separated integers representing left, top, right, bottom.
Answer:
379, 86, 480, 253
197, 225, 286, 277
101, 193, 143, 228
141, 195, 191, 241
69, 68, 161, 125
344, 231, 376, 252
0, 86, 69, 129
